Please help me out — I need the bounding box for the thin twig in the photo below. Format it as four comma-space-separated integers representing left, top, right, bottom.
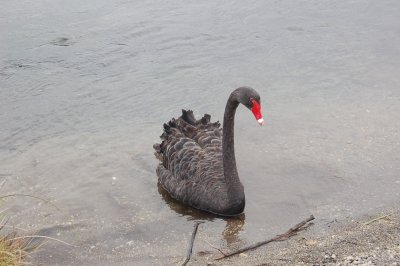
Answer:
0, 224, 29, 232
362, 214, 390, 226
215, 215, 315, 260
182, 221, 204, 266
0, 194, 60, 211
0, 179, 7, 190
203, 239, 226, 256
0, 216, 9, 228
7, 235, 78, 247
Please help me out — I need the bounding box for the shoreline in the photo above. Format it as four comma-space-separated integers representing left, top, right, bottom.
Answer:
188, 207, 400, 265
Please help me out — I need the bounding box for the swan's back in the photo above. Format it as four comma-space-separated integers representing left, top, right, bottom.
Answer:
153, 110, 236, 215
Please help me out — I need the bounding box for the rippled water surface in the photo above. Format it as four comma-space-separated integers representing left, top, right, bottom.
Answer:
1, 0, 400, 265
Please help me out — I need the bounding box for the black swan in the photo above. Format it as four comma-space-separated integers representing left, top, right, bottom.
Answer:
153, 87, 263, 216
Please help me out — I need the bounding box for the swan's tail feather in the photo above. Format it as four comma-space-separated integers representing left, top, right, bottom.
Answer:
163, 123, 171, 134
153, 143, 161, 152
181, 109, 196, 125
168, 118, 176, 128
201, 114, 211, 124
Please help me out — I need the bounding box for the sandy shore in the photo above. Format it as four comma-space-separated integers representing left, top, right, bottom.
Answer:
187, 208, 400, 265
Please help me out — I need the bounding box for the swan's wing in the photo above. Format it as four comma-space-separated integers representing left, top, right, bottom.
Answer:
156, 158, 225, 210
153, 110, 225, 205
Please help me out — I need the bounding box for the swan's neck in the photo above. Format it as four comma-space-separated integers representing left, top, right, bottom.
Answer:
222, 95, 244, 199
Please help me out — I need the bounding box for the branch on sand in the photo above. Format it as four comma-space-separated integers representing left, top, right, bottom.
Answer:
362, 214, 390, 226
215, 215, 315, 261
181, 221, 204, 266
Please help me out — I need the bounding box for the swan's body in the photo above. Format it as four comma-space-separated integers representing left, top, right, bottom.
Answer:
153, 87, 263, 216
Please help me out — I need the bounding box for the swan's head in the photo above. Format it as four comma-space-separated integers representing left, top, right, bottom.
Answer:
236, 87, 264, 126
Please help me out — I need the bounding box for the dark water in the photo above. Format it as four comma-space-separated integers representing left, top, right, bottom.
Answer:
1, 0, 400, 265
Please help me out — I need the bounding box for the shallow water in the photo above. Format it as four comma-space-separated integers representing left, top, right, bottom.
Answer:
1, 0, 400, 265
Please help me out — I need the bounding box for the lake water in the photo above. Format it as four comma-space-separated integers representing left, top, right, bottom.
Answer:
1, 0, 400, 265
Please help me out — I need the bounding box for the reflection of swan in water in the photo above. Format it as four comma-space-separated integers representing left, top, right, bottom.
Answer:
222, 216, 245, 245
158, 182, 245, 245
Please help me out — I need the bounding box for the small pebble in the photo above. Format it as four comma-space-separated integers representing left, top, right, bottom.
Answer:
306, 239, 317, 246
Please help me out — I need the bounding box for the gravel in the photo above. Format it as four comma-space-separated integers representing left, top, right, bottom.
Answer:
193, 208, 400, 265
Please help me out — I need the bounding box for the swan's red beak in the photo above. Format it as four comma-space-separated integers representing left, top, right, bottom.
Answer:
250, 99, 264, 126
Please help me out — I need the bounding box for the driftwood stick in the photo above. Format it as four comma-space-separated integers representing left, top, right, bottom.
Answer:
362, 214, 390, 226
215, 215, 315, 261
182, 221, 204, 266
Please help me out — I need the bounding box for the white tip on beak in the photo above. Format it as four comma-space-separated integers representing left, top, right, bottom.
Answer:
257, 118, 264, 126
